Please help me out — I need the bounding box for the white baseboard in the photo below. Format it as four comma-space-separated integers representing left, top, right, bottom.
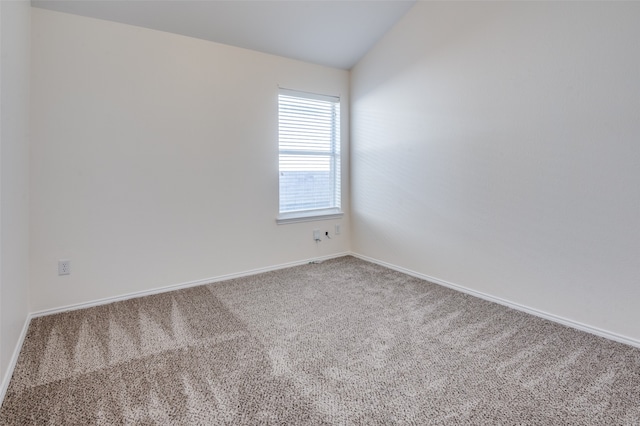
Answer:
350, 252, 640, 349
1, 253, 339, 405
32, 252, 351, 318
5, 250, 636, 406
0, 314, 32, 404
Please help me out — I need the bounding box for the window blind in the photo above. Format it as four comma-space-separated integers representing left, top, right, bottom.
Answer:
278, 89, 341, 214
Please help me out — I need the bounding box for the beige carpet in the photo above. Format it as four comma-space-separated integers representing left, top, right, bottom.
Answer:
1, 256, 639, 424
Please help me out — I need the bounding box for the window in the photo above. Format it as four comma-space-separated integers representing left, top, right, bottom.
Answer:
277, 88, 342, 224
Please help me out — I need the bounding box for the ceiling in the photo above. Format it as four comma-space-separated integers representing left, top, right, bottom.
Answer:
31, 0, 416, 70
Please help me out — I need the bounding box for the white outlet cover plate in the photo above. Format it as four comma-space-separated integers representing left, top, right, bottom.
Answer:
58, 259, 71, 275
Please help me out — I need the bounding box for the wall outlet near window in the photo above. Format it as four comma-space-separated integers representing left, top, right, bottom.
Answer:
58, 259, 71, 275
335, 224, 341, 235
313, 230, 321, 241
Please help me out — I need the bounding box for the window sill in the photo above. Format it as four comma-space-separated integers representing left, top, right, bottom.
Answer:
276, 209, 343, 225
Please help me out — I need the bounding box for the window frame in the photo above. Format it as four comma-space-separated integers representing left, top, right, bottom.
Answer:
276, 88, 343, 225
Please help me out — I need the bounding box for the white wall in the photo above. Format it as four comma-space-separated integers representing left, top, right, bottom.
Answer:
351, 2, 640, 341
0, 0, 30, 381
30, 8, 350, 312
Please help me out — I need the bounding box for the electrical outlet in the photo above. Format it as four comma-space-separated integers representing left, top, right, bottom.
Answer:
335, 224, 341, 235
58, 259, 71, 275
313, 229, 321, 241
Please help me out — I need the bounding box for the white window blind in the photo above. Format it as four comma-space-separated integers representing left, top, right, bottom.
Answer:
278, 89, 341, 217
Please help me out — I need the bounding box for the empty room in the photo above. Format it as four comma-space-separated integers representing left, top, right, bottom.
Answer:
1, 0, 639, 423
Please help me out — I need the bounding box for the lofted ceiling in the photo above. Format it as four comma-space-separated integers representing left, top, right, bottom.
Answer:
31, 0, 416, 70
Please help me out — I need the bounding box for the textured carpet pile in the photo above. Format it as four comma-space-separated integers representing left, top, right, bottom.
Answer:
1, 256, 639, 424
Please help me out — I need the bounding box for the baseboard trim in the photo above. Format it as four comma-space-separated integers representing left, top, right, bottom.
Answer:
32, 252, 351, 319
0, 314, 32, 404
1, 252, 349, 406
350, 252, 640, 349
10, 249, 636, 406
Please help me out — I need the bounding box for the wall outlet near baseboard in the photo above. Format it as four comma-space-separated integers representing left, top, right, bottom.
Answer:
58, 259, 71, 275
